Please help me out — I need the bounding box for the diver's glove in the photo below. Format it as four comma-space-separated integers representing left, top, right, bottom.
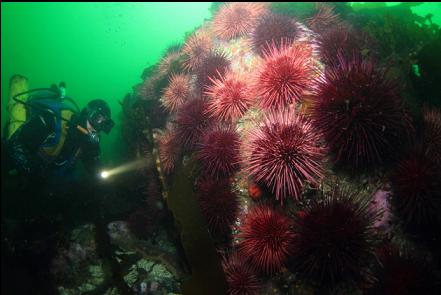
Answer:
7, 139, 46, 178
86, 131, 100, 145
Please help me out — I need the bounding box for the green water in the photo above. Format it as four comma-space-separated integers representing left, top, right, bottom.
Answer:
352, 2, 441, 26
1, 2, 212, 164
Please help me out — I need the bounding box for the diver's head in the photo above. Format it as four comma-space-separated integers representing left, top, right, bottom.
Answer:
83, 99, 115, 134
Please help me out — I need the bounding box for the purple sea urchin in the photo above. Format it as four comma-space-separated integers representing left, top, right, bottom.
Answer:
196, 50, 230, 91
390, 150, 441, 233
422, 107, 441, 163
311, 54, 413, 169
367, 243, 440, 295
196, 178, 239, 235
222, 252, 262, 295
244, 111, 325, 203
252, 13, 300, 56
289, 184, 377, 289
175, 98, 213, 151
317, 25, 372, 66
306, 3, 342, 33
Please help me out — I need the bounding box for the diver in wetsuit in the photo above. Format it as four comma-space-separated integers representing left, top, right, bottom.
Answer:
5, 98, 114, 181
1, 87, 115, 295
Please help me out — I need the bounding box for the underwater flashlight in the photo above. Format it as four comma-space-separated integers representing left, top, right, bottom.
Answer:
100, 171, 109, 179
98, 158, 150, 180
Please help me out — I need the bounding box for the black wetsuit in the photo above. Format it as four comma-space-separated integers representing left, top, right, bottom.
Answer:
6, 110, 101, 179
1, 111, 102, 295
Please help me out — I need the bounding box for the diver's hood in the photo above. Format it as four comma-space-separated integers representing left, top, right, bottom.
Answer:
84, 99, 115, 134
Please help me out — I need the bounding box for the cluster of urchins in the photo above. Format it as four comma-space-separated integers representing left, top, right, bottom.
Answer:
138, 3, 441, 294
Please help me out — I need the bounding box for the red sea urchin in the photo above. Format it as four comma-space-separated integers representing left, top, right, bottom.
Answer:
237, 205, 295, 275
254, 41, 315, 110
222, 252, 262, 295
196, 178, 239, 235
205, 72, 255, 122
311, 54, 413, 169
289, 184, 377, 290
245, 111, 325, 204
175, 98, 213, 151
182, 31, 213, 72
212, 2, 267, 41
161, 73, 192, 113
252, 13, 300, 56
139, 74, 164, 101
157, 51, 186, 76
158, 128, 180, 174
197, 125, 241, 179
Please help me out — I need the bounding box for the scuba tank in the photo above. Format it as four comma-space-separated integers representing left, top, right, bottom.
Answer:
7, 80, 85, 158
7, 75, 29, 139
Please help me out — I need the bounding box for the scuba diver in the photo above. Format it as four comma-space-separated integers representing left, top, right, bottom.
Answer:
1, 76, 115, 295
4, 82, 114, 181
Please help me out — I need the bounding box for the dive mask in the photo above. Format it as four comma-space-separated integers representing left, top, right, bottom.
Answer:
86, 99, 115, 134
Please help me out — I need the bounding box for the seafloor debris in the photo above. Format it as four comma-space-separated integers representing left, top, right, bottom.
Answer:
52, 220, 185, 294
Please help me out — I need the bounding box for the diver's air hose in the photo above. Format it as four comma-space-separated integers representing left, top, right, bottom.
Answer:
11, 86, 88, 135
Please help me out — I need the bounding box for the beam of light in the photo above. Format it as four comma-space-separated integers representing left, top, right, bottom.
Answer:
101, 171, 109, 179
99, 158, 150, 179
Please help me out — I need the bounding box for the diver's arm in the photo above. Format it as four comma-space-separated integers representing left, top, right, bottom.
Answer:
7, 113, 55, 175
81, 141, 101, 177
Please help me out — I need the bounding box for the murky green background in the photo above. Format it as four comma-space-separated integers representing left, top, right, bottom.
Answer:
1, 2, 440, 164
